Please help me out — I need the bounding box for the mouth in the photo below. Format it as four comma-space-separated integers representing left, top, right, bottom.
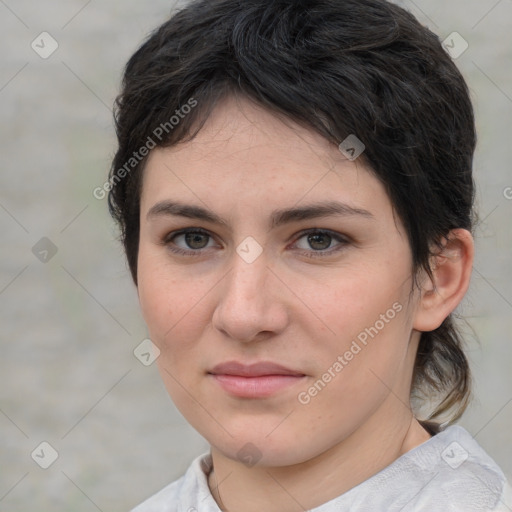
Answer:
207, 361, 306, 398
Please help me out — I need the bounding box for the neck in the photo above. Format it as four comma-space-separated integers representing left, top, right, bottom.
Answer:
207, 401, 431, 511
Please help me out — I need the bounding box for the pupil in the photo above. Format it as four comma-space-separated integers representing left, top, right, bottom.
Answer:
309, 233, 331, 250
186, 232, 208, 249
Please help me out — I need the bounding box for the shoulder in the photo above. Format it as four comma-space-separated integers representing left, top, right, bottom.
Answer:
130, 452, 219, 512
397, 425, 511, 511
130, 477, 182, 512
316, 425, 511, 512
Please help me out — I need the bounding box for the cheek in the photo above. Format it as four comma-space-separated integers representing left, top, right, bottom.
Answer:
301, 266, 405, 337
137, 251, 201, 351
137, 266, 173, 341
299, 267, 413, 386
293, 307, 412, 444
137, 265, 208, 411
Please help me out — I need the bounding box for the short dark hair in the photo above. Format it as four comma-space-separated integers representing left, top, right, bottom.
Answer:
108, 0, 476, 426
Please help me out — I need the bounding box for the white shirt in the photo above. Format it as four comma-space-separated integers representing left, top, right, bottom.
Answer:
131, 425, 512, 511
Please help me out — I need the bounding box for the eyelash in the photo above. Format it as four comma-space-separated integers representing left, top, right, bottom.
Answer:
162, 228, 350, 259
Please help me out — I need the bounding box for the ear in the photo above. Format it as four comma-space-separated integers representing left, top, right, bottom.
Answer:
413, 229, 474, 332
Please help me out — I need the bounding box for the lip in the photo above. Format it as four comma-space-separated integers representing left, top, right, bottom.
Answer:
210, 361, 304, 377
208, 361, 306, 398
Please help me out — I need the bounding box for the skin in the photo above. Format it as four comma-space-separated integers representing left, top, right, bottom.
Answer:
136, 95, 474, 511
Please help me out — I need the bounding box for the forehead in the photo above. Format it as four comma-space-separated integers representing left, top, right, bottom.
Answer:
140, 96, 393, 223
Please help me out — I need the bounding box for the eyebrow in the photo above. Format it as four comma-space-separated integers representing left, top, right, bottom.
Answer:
146, 200, 374, 229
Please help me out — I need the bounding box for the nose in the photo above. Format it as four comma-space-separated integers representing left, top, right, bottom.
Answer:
211, 252, 290, 343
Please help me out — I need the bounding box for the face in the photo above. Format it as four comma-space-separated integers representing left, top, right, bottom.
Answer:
137, 96, 422, 467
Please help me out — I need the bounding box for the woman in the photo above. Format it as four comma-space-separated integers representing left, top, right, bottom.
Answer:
108, 0, 512, 510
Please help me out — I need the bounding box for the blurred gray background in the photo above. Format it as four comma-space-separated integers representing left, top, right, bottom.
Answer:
1, 1, 511, 511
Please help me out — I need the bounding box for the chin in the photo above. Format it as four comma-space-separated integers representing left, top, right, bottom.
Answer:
204, 425, 317, 468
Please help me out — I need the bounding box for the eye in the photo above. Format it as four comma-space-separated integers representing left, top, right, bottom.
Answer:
181, 231, 211, 249
292, 229, 349, 257
163, 228, 217, 255
162, 228, 350, 258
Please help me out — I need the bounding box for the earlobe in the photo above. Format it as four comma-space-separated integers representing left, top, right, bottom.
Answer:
413, 229, 474, 332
